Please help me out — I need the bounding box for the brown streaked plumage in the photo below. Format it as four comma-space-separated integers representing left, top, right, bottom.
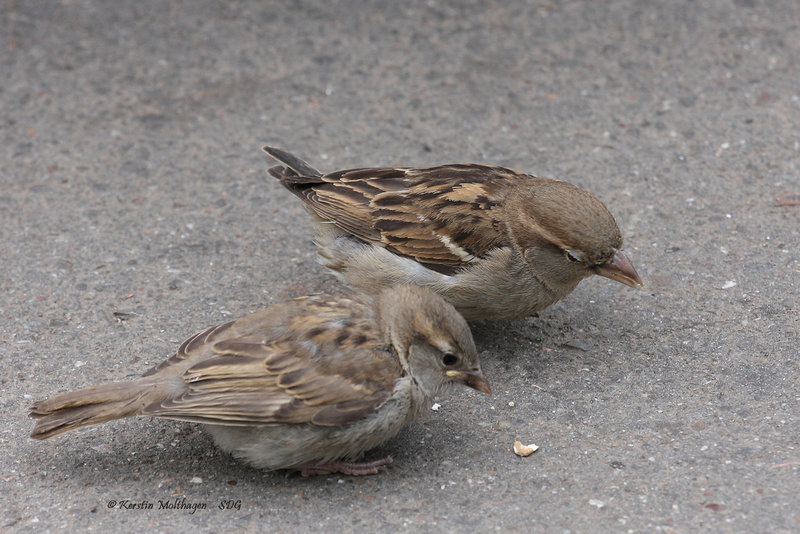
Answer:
264, 146, 642, 321
30, 285, 490, 476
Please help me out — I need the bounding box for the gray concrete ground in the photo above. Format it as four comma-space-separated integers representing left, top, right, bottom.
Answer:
2, 1, 798, 532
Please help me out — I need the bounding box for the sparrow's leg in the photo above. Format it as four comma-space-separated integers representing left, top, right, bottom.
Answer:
298, 456, 393, 476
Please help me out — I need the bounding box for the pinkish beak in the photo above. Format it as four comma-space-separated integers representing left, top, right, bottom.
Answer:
594, 248, 643, 289
446, 369, 492, 395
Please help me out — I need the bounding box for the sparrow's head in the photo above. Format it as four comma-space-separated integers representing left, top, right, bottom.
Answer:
506, 178, 642, 292
377, 285, 491, 397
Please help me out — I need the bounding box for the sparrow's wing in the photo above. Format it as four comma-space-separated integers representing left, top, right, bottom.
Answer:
140, 321, 234, 377
273, 161, 527, 275
142, 296, 403, 427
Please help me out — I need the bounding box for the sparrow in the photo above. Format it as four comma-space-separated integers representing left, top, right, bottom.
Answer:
30, 285, 491, 476
264, 146, 643, 321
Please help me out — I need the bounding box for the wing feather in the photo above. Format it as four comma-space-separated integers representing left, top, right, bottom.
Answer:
274, 163, 528, 274
142, 297, 402, 427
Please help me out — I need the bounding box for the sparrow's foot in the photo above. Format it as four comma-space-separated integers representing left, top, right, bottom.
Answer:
298, 456, 393, 476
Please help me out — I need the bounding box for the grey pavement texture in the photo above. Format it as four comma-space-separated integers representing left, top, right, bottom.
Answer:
2, 1, 799, 532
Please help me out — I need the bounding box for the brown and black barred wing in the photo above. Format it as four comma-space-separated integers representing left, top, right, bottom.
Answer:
141, 295, 404, 427
273, 161, 526, 275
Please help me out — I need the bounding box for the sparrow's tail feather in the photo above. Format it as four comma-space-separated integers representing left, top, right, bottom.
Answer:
263, 146, 322, 178
30, 381, 155, 440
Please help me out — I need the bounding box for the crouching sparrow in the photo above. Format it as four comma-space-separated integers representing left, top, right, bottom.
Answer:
265, 146, 642, 321
30, 285, 490, 476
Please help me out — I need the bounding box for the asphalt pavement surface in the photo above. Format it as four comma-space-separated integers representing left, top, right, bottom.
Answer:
2, 1, 798, 532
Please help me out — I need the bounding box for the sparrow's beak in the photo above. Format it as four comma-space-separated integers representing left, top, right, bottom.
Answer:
594, 248, 643, 289
446, 369, 492, 395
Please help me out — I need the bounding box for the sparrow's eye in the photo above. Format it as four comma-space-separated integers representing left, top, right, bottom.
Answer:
565, 250, 583, 263
442, 353, 459, 366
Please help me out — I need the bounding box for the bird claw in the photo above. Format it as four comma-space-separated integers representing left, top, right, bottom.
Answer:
298, 456, 393, 476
